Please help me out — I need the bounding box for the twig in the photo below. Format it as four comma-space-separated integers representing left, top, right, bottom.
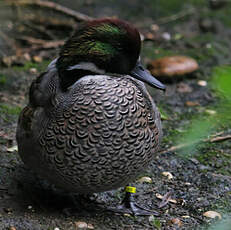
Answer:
5, 0, 93, 22
159, 133, 231, 154
18, 36, 65, 50
156, 7, 196, 25
22, 21, 56, 40
31, 16, 74, 29
158, 191, 172, 208
159, 143, 193, 154
209, 135, 231, 143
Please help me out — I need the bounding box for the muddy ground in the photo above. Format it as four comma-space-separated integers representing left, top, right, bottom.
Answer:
0, 1, 231, 229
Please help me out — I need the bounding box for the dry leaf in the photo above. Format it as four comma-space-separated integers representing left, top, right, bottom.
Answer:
87, 223, 94, 229
203, 210, 222, 219
158, 191, 172, 208
197, 80, 207, 86
75, 221, 88, 229
7, 145, 18, 152
185, 101, 200, 107
170, 218, 183, 227
137, 176, 152, 183
32, 56, 43, 63
182, 215, 190, 218
9, 227, 17, 230
156, 193, 177, 204
162, 171, 173, 180
205, 109, 216, 115
145, 32, 156, 40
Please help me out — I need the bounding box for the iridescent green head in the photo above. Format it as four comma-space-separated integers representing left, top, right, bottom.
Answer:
57, 18, 165, 91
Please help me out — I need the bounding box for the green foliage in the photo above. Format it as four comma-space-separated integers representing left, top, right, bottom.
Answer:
12, 60, 50, 72
0, 104, 21, 123
0, 74, 6, 85
149, 216, 161, 230
159, 106, 169, 120
211, 66, 231, 124
176, 65, 231, 156
0, 104, 21, 116
212, 66, 231, 100
177, 118, 212, 156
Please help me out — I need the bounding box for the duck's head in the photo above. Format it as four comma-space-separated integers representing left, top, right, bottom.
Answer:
56, 18, 165, 91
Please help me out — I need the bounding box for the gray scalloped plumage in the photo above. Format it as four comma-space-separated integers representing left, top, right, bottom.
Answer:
16, 62, 162, 194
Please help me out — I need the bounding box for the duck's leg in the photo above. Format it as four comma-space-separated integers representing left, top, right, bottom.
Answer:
108, 186, 159, 216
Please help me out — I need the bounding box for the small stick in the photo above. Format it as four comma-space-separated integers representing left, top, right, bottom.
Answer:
22, 21, 56, 40
5, 0, 93, 22
209, 135, 231, 143
159, 133, 231, 154
158, 143, 193, 154
155, 7, 195, 25
18, 36, 65, 50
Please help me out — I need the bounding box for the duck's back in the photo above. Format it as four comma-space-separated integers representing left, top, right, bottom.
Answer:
17, 72, 162, 194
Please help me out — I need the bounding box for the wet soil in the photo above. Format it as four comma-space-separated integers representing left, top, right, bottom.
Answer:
0, 1, 231, 229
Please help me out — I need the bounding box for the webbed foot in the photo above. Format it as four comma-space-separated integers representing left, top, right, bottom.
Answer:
108, 186, 159, 216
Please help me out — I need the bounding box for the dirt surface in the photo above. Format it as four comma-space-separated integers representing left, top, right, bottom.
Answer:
0, 1, 231, 229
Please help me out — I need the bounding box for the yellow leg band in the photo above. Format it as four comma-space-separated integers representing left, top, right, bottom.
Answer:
125, 186, 136, 193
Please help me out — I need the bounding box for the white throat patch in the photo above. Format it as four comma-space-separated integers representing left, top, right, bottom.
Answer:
67, 62, 106, 74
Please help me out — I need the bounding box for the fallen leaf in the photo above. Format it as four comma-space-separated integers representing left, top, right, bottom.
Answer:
158, 191, 172, 208
162, 171, 174, 179
29, 68, 38, 74
87, 223, 94, 229
185, 101, 200, 106
32, 56, 43, 63
182, 215, 190, 218
75, 221, 88, 229
203, 210, 222, 219
205, 109, 217, 115
197, 80, 207, 86
137, 176, 152, 183
124, 213, 131, 217
7, 145, 18, 152
9, 227, 17, 230
145, 32, 156, 40
169, 218, 183, 227
156, 193, 177, 204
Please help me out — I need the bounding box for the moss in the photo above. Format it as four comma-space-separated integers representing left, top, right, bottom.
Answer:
196, 148, 231, 176
0, 104, 21, 116
0, 74, 7, 85
12, 60, 50, 72
0, 104, 22, 123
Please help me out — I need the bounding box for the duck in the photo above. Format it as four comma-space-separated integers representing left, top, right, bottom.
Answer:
16, 18, 165, 215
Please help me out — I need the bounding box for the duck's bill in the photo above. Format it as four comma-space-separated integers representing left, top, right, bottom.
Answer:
131, 61, 166, 91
